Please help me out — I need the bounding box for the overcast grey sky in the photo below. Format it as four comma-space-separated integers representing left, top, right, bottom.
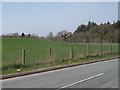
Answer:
2, 2, 118, 36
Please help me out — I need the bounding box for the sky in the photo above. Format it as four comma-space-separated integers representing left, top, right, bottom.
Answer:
1, 2, 118, 36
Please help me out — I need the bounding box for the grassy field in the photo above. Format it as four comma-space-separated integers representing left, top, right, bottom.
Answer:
2, 37, 118, 75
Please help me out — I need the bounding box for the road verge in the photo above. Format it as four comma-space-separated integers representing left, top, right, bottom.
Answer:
2, 56, 119, 80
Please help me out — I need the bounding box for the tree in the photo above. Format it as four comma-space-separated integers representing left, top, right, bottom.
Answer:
107, 21, 110, 24
63, 20, 119, 43
12, 33, 20, 37
47, 32, 54, 40
30, 34, 39, 38
21, 33, 25, 37
55, 30, 71, 41
75, 24, 86, 33
28, 34, 31, 37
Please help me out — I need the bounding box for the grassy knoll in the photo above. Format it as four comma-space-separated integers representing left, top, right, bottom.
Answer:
2, 37, 118, 75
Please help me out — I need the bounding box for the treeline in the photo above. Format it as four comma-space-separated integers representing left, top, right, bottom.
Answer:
2, 33, 39, 38
2, 20, 120, 43
51, 20, 120, 43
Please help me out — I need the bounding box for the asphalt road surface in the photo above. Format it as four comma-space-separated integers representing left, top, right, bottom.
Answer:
2, 59, 118, 89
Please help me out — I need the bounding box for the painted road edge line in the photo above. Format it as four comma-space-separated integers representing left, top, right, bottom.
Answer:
57, 73, 104, 89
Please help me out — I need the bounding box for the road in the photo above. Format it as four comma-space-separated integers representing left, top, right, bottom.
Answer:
2, 59, 118, 89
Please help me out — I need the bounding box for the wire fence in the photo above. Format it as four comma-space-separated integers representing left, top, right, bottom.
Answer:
2, 43, 118, 67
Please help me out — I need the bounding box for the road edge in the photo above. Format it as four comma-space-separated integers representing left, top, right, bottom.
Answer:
2, 56, 119, 80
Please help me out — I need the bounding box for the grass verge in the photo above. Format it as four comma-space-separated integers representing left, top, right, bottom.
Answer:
2, 52, 118, 76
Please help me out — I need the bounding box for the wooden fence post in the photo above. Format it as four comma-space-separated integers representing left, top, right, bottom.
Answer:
110, 43, 112, 53
22, 49, 25, 65
49, 47, 52, 62
87, 44, 90, 57
69, 46, 73, 63
100, 43, 102, 56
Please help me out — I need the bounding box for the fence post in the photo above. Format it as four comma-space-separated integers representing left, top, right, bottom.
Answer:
110, 43, 112, 53
100, 43, 102, 56
49, 47, 52, 62
87, 44, 90, 57
22, 49, 25, 65
69, 46, 73, 63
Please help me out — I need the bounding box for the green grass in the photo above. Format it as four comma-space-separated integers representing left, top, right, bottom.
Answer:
2, 37, 118, 75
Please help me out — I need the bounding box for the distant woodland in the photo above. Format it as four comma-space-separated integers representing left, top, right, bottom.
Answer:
53, 20, 120, 43
2, 20, 120, 43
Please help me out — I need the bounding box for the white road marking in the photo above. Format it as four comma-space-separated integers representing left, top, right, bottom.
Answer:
2, 59, 116, 82
58, 73, 104, 89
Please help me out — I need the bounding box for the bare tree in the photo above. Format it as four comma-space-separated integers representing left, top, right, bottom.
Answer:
47, 32, 54, 40
55, 30, 72, 41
